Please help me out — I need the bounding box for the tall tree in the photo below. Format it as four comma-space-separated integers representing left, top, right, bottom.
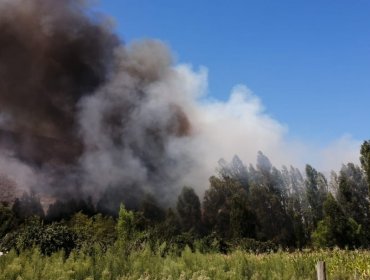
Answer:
336, 163, 369, 233
203, 176, 249, 238
360, 140, 370, 194
141, 194, 165, 225
304, 164, 328, 233
177, 187, 201, 233
249, 183, 293, 246
0, 203, 17, 239
312, 193, 361, 248
12, 192, 44, 220
218, 156, 249, 191
116, 203, 135, 248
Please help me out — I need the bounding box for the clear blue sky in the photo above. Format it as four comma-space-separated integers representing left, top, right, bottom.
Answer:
96, 0, 370, 145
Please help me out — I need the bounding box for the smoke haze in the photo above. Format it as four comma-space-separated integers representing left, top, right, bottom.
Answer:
0, 0, 361, 205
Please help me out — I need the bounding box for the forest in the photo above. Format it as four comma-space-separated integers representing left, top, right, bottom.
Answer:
1, 142, 370, 279
1, 141, 370, 256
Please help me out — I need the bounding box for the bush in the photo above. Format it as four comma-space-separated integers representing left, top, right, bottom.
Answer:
231, 238, 279, 253
15, 216, 76, 255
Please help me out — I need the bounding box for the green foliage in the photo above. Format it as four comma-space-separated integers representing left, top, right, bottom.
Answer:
15, 216, 76, 255
218, 155, 250, 191
2, 246, 370, 279
304, 164, 328, 232
2, 149, 370, 269
336, 163, 369, 244
230, 238, 278, 253
152, 208, 181, 243
46, 198, 95, 222
360, 140, 370, 193
249, 184, 293, 246
96, 185, 143, 216
0, 203, 17, 239
68, 212, 116, 252
203, 176, 249, 238
177, 186, 201, 233
116, 203, 135, 248
312, 194, 362, 248
12, 193, 44, 221
140, 194, 165, 225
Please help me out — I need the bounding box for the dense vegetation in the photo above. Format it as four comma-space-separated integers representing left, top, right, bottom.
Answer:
1, 141, 370, 278
2, 246, 370, 279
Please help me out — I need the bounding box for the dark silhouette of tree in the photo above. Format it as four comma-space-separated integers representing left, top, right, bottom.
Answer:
304, 164, 328, 233
249, 183, 293, 246
12, 192, 44, 221
229, 193, 256, 239
177, 187, 201, 233
4, 148, 370, 254
140, 194, 165, 225
218, 156, 249, 191
312, 193, 361, 248
0, 203, 17, 239
282, 166, 307, 246
360, 140, 370, 194
46, 198, 95, 222
158, 208, 182, 242
68, 212, 116, 251
96, 185, 143, 216
203, 176, 251, 238
335, 163, 369, 243
15, 216, 76, 255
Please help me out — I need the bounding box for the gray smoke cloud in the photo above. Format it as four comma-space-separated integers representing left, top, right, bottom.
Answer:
0, 0, 119, 163
0, 0, 195, 204
78, 41, 193, 202
0, 0, 361, 207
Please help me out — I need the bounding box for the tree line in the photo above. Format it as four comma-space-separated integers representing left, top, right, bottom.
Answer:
1, 141, 370, 255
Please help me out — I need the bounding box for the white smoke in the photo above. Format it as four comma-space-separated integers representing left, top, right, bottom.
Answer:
77, 41, 362, 197
170, 63, 361, 192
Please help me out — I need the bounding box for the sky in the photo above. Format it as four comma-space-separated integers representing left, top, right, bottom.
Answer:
94, 0, 370, 164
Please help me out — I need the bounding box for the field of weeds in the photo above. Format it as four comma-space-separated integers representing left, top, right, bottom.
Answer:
1, 247, 370, 280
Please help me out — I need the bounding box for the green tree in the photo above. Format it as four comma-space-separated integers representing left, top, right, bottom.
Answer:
96, 185, 143, 216
203, 176, 247, 238
0, 203, 17, 239
249, 184, 293, 246
203, 175, 258, 241
39, 223, 76, 256
69, 212, 116, 251
160, 208, 182, 241
304, 165, 328, 233
177, 187, 201, 233
218, 155, 249, 191
229, 194, 256, 239
15, 216, 76, 255
12, 192, 44, 221
360, 140, 370, 194
46, 198, 95, 222
312, 194, 361, 248
141, 194, 165, 225
116, 203, 135, 248
336, 163, 369, 231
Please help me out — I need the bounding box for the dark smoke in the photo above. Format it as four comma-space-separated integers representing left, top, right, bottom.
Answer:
0, 0, 119, 163
0, 0, 193, 206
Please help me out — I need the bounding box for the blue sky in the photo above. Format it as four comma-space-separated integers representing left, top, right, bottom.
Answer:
96, 0, 370, 146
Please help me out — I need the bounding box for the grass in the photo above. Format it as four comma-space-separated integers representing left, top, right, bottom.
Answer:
1, 246, 370, 280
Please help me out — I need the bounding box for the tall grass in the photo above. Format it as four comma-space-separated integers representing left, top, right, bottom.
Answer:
1, 246, 370, 279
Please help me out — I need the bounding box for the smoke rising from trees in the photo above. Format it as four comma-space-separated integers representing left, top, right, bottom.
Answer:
0, 0, 361, 206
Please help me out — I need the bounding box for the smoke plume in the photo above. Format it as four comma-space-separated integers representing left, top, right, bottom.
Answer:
0, 0, 196, 204
0, 0, 360, 207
